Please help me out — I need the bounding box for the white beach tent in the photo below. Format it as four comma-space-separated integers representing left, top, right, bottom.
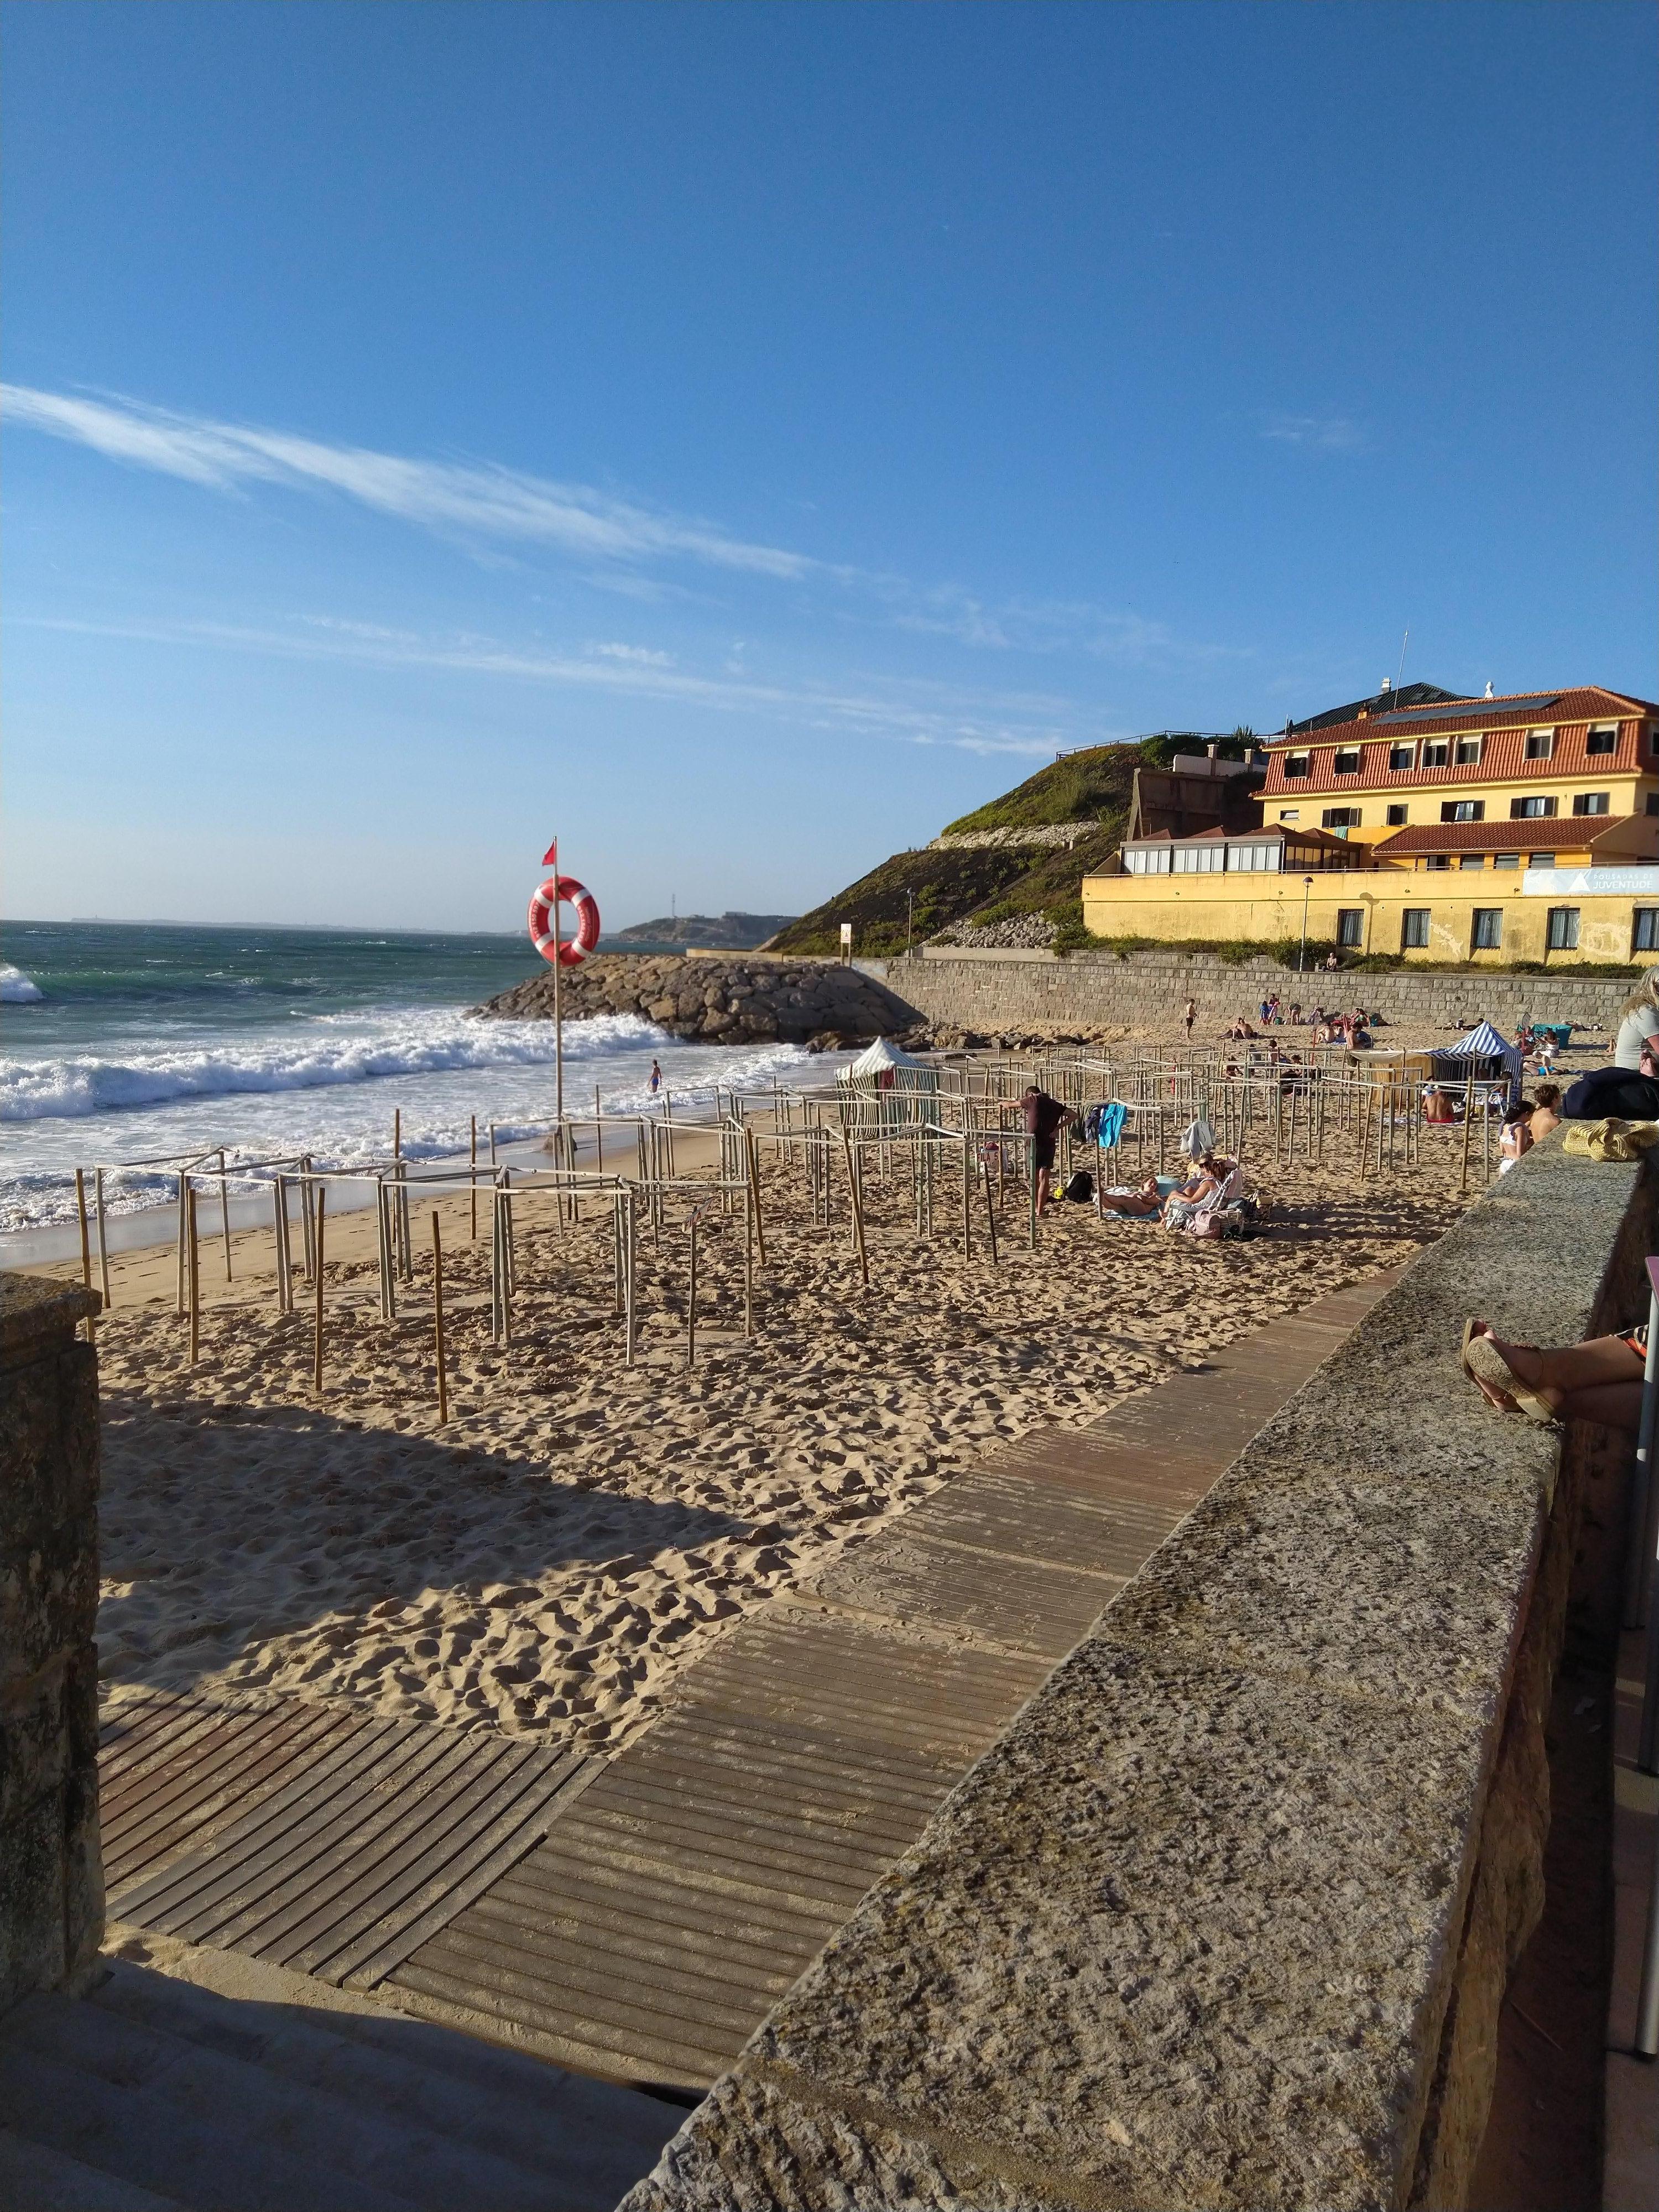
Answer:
845, 1037, 922, 1081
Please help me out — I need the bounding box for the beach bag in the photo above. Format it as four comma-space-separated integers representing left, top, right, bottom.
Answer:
1062, 1170, 1094, 1203
1561, 1118, 1659, 1162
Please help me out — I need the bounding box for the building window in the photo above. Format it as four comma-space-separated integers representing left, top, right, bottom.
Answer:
1493, 853, 1520, 869
1332, 748, 1361, 775
1529, 852, 1556, 868
1573, 792, 1610, 816
1546, 907, 1580, 952
1172, 844, 1225, 872
1283, 753, 1310, 780
1336, 909, 1364, 948
1322, 807, 1360, 830
1386, 804, 1408, 826
1279, 808, 1300, 821
1425, 854, 1452, 871
1587, 726, 1618, 756
1125, 847, 1171, 874
1401, 909, 1431, 950
1525, 729, 1554, 759
1442, 800, 1484, 822
1511, 795, 1557, 818
1472, 909, 1504, 951
1388, 744, 1415, 771
1421, 740, 1449, 768
1454, 734, 1483, 766
1459, 853, 1485, 869
1646, 794, 1659, 817
1635, 910, 1659, 954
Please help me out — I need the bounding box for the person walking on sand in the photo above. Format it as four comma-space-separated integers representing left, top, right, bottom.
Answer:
1021, 1084, 1074, 1215
648, 1060, 663, 1095
1183, 995, 1196, 1039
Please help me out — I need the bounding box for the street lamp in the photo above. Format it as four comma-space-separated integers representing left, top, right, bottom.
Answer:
1300, 876, 1314, 973
906, 889, 914, 959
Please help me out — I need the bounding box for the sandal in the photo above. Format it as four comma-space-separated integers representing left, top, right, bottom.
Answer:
1464, 1331, 1559, 1425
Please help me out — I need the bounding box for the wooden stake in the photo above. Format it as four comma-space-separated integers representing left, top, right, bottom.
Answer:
1460, 1077, 1475, 1195
218, 1149, 233, 1281
842, 1132, 870, 1290
687, 1216, 699, 1369
983, 1154, 1000, 1265
75, 1168, 92, 1293
431, 1210, 449, 1425
393, 1108, 401, 1160
176, 1171, 188, 1317
470, 1116, 479, 1240
95, 1168, 111, 1312
744, 1126, 768, 1269
312, 1186, 327, 1393
187, 1185, 201, 1366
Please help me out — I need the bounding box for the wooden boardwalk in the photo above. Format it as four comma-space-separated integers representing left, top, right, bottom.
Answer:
387, 1272, 1397, 2090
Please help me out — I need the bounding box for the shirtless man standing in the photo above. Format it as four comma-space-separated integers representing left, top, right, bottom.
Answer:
1021, 1085, 1074, 1215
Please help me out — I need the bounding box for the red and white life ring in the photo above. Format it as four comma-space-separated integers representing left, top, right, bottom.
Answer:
528, 875, 602, 967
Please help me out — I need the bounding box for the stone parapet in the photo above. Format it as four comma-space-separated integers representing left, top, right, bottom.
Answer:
623, 1140, 1652, 2210
861, 949, 1636, 1038
1, 1273, 104, 2016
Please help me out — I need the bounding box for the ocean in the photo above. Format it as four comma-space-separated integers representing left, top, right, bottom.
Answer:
0, 920, 831, 1258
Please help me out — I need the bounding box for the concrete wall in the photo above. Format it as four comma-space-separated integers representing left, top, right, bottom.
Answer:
623, 1141, 1652, 2211
860, 948, 1638, 1037
1, 1275, 104, 2014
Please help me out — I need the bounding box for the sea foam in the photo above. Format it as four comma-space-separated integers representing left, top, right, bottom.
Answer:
0, 964, 44, 1004
0, 1007, 666, 1124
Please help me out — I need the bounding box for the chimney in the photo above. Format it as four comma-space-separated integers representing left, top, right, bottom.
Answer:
1206, 742, 1218, 760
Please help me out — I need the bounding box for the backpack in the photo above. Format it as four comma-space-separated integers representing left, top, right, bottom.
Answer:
1062, 1170, 1095, 1203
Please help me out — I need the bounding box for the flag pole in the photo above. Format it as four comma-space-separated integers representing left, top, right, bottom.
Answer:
549, 838, 564, 1126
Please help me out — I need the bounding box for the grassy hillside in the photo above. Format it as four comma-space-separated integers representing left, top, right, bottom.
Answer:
770, 732, 1255, 957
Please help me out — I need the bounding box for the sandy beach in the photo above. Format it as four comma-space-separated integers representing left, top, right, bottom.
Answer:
72, 1117, 1474, 1762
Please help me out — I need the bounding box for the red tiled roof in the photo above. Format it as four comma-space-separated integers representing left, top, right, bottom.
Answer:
1264, 686, 1658, 752
1259, 688, 1659, 800
1370, 819, 1626, 856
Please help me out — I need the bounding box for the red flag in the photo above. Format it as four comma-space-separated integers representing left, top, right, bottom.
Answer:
542, 840, 559, 867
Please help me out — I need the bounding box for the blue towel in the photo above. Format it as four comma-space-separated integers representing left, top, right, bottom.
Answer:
1095, 1100, 1128, 1149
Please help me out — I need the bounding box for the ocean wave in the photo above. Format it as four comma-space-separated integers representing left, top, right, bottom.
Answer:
1, 964, 45, 1004
0, 1008, 670, 1124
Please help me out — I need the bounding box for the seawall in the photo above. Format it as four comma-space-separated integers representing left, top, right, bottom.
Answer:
858, 949, 1635, 1037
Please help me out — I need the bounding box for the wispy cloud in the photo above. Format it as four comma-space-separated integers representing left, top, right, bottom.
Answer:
589, 640, 675, 666
1259, 411, 1366, 453
16, 610, 1099, 758
1, 383, 830, 581
5, 382, 1246, 672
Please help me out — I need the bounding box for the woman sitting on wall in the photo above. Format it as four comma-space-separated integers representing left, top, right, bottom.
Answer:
1613, 967, 1659, 1070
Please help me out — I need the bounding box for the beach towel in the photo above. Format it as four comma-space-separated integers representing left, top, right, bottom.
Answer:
1180, 1117, 1217, 1160
1095, 1101, 1128, 1149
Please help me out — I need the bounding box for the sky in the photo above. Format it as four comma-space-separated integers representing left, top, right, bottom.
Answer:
3, 0, 1655, 933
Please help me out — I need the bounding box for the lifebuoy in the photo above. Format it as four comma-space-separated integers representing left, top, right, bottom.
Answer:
528, 875, 602, 967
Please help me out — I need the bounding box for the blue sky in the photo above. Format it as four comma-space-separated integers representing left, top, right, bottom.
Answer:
4, 0, 1655, 931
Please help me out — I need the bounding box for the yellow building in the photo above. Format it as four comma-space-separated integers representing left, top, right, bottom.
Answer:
1083, 685, 1659, 963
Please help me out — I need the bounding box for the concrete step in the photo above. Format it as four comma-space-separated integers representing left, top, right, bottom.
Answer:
0, 1960, 679, 2212
0, 2130, 185, 2211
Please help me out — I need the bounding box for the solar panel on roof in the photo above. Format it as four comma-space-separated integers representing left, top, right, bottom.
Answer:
1373, 694, 1560, 727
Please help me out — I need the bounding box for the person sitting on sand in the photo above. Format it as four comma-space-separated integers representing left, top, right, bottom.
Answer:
1423, 1083, 1456, 1125
1099, 1173, 1163, 1217
1529, 1083, 1563, 1142
1497, 1101, 1533, 1173
1021, 1084, 1074, 1214
1226, 1016, 1258, 1041
1463, 1319, 1648, 1432
1162, 1150, 1231, 1228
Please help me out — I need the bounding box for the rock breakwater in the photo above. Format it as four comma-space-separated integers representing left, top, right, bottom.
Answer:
472, 955, 917, 1047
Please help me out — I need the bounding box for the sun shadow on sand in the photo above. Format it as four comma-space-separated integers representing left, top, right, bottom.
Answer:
97, 1387, 757, 1739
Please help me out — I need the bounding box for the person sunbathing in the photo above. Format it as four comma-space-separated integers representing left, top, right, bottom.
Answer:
1462, 1319, 1646, 1431
1099, 1173, 1164, 1216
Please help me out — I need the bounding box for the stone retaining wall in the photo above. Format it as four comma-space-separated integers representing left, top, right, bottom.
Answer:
1, 1275, 103, 2015
623, 1140, 1652, 2210
860, 949, 1636, 1037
